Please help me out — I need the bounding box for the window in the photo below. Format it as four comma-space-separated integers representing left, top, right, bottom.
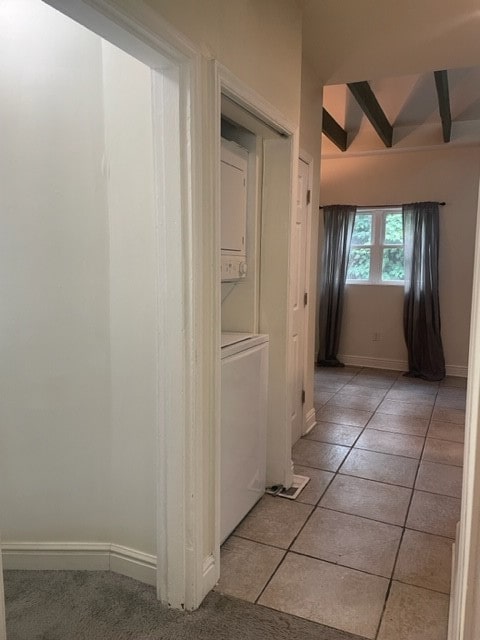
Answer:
347, 208, 405, 284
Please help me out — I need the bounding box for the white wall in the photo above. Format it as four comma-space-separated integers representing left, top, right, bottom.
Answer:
320, 146, 480, 373
0, 1, 157, 555
140, 0, 302, 125
102, 41, 157, 555
0, 0, 111, 542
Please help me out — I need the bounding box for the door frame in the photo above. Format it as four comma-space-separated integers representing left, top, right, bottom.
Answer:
449, 181, 480, 640
43, 0, 215, 610
214, 61, 299, 506
5, 0, 298, 613
298, 150, 315, 436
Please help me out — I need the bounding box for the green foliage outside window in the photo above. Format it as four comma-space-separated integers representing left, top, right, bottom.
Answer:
382, 247, 405, 281
351, 214, 372, 245
347, 210, 405, 282
347, 247, 371, 280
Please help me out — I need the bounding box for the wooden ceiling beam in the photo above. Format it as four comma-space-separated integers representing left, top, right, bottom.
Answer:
347, 81, 393, 148
434, 70, 452, 143
322, 108, 348, 152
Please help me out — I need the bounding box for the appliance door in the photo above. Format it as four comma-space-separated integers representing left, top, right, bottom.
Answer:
220, 340, 268, 543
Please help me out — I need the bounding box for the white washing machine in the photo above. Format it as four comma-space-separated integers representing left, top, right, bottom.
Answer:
220, 332, 269, 543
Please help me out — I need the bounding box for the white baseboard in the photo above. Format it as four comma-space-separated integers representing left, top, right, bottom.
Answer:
338, 354, 407, 371
1, 543, 110, 571
110, 544, 156, 586
202, 553, 218, 597
2, 542, 156, 586
446, 364, 468, 378
338, 354, 468, 378
304, 407, 317, 435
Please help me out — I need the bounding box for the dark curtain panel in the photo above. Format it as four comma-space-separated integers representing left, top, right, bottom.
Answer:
317, 205, 356, 367
403, 202, 446, 381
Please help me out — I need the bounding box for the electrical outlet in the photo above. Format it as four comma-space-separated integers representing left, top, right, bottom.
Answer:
372, 332, 382, 342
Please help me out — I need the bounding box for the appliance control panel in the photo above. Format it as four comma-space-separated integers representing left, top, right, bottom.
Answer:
221, 255, 247, 281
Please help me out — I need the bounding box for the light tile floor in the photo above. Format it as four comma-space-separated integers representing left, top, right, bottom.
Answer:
216, 366, 466, 640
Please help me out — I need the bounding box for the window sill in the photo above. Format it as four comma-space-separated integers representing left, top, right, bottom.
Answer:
346, 281, 405, 287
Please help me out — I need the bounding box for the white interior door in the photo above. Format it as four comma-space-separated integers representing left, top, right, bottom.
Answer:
0, 534, 6, 640
290, 158, 309, 444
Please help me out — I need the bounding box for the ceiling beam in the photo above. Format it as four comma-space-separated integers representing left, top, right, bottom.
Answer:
322, 108, 348, 152
347, 81, 393, 148
434, 70, 452, 143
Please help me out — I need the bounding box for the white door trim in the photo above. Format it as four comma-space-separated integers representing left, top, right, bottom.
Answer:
43, 0, 212, 611
449, 181, 480, 640
298, 150, 315, 436
214, 60, 298, 496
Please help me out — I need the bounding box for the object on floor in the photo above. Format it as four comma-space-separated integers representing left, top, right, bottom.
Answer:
266, 474, 310, 500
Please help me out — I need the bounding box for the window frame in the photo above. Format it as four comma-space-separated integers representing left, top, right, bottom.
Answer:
346, 207, 405, 286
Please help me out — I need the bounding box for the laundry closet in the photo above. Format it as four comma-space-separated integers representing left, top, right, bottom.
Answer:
219, 98, 296, 541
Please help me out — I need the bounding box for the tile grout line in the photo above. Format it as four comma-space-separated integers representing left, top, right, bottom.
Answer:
255, 367, 370, 606
242, 368, 460, 637
373, 377, 439, 640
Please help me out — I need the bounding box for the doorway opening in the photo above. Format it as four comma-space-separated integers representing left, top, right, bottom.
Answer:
0, 0, 208, 618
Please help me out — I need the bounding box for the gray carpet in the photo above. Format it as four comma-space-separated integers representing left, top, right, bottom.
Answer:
4, 570, 364, 640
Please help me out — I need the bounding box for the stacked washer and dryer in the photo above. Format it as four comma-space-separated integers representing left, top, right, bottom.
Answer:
220, 137, 269, 542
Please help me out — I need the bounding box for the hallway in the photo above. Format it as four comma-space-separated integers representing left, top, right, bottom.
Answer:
216, 366, 465, 640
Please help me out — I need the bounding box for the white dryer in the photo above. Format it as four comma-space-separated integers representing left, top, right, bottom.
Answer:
220, 332, 269, 542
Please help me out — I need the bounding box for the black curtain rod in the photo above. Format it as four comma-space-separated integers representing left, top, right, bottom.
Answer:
319, 202, 446, 210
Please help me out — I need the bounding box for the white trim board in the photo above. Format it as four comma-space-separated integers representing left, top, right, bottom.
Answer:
338, 354, 468, 378
304, 408, 317, 435
2, 543, 157, 586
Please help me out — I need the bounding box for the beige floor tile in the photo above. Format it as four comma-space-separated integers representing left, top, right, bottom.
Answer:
428, 421, 465, 443
355, 429, 424, 459
385, 389, 435, 405
407, 490, 461, 538
215, 536, 285, 602
313, 390, 335, 408
436, 387, 467, 400
293, 465, 334, 505
423, 438, 464, 467
349, 375, 394, 389
358, 367, 400, 377
391, 380, 438, 396
340, 448, 418, 487
292, 508, 402, 577
441, 376, 467, 389
314, 382, 345, 393
367, 413, 429, 436
292, 439, 349, 471
306, 421, 362, 446
234, 495, 313, 548
394, 376, 440, 388
320, 475, 412, 526
340, 384, 387, 399
415, 461, 463, 498
258, 553, 389, 639
377, 581, 449, 640
435, 396, 466, 411
326, 393, 382, 412
394, 529, 452, 593
315, 405, 373, 427
377, 399, 433, 420
432, 406, 466, 425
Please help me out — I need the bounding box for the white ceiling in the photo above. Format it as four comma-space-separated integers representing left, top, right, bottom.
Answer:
302, 0, 480, 85
302, 1, 480, 155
